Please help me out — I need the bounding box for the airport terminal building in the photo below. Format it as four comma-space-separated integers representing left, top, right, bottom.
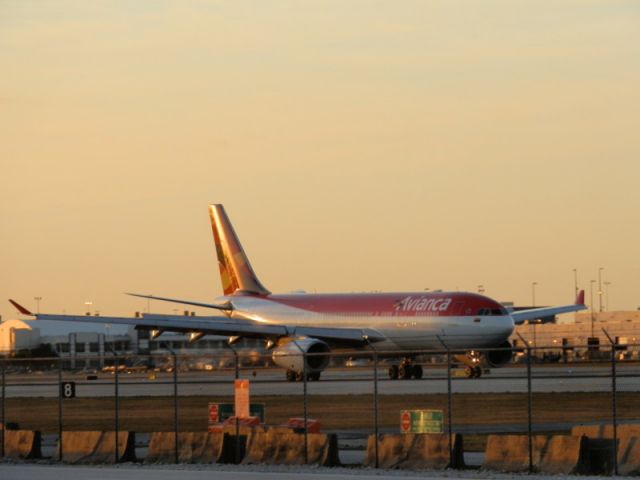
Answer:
512, 310, 640, 359
0, 317, 260, 368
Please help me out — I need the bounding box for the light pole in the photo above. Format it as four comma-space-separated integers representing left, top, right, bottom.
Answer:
84, 301, 93, 316
532, 319, 539, 351
572, 269, 578, 297
34, 296, 42, 314
531, 282, 538, 352
478, 285, 485, 294
589, 280, 596, 338
598, 267, 604, 312
604, 281, 611, 311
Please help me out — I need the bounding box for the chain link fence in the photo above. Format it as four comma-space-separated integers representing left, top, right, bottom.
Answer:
1, 335, 639, 472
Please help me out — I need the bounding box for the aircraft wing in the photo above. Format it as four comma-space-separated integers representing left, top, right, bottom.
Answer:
125, 292, 233, 311
510, 290, 586, 325
8, 300, 384, 347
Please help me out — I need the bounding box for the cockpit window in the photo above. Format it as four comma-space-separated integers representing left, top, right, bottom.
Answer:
477, 307, 507, 316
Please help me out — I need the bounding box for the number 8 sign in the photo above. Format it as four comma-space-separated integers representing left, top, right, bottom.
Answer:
60, 381, 76, 398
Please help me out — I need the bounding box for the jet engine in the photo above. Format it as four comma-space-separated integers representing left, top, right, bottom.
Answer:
271, 336, 330, 380
485, 340, 514, 368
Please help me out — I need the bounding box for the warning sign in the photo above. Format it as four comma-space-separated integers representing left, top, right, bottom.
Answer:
400, 410, 411, 433
208, 403, 265, 424
400, 409, 443, 434
234, 379, 250, 419
208, 403, 219, 423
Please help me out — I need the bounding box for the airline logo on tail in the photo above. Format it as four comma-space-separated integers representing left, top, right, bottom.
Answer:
208, 204, 270, 296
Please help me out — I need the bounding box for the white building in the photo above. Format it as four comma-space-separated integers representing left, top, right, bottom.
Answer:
0, 318, 130, 367
511, 310, 640, 359
0, 319, 41, 353
0, 318, 262, 368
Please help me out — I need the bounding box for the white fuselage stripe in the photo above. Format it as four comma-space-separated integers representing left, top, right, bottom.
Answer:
224, 296, 514, 350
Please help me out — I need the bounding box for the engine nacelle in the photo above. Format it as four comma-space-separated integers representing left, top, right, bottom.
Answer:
271, 336, 331, 374
484, 340, 514, 367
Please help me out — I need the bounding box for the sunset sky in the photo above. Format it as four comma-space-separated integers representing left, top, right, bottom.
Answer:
2, 1, 639, 322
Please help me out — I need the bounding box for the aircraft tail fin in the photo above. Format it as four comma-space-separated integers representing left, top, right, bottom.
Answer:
208, 204, 270, 296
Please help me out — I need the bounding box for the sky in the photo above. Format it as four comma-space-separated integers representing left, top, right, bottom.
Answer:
1, 1, 639, 324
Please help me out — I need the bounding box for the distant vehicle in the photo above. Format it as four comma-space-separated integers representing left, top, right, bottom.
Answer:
190, 361, 215, 371
345, 357, 369, 368
102, 361, 151, 374
10, 205, 586, 381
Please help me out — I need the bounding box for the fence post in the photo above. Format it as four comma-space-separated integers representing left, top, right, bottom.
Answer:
165, 349, 179, 464
437, 337, 454, 465
235, 349, 240, 463
58, 357, 63, 461
517, 333, 533, 474
446, 347, 453, 463
304, 351, 308, 464
602, 328, 618, 476
227, 344, 241, 464
363, 337, 379, 468
114, 354, 120, 463
1, 358, 5, 458
292, 340, 309, 464
373, 349, 379, 468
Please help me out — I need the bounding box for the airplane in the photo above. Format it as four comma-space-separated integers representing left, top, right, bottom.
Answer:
9, 204, 586, 381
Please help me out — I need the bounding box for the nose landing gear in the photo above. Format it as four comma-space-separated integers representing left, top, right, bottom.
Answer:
464, 365, 483, 378
455, 352, 484, 378
388, 359, 423, 380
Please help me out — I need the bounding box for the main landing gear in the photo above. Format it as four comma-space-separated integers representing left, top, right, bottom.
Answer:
388, 359, 423, 380
286, 369, 321, 382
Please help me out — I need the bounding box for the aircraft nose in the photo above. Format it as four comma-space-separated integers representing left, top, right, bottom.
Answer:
502, 315, 515, 336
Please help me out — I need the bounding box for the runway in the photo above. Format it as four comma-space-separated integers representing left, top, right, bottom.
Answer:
3, 364, 639, 398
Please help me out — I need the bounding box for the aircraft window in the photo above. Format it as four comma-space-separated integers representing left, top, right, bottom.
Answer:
477, 308, 506, 315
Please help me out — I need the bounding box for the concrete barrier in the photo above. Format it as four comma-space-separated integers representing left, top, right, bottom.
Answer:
242, 431, 339, 466
483, 435, 531, 473
540, 435, 589, 474
364, 433, 464, 469
572, 423, 640, 475
483, 435, 588, 474
146, 432, 237, 463
59, 431, 135, 463
619, 437, 640, 476
3, 429, 41, 459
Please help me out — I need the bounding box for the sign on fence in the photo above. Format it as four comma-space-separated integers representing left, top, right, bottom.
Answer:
60, 381, 76, 398
209, 403, 266, 424
235, 379, 250, 418
400, 409, 443, 433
